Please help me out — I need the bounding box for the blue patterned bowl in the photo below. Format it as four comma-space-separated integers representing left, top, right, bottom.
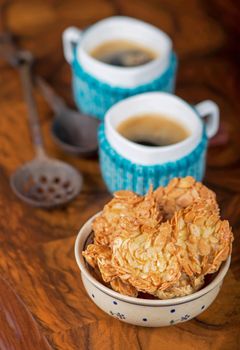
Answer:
75, 213, 231, 327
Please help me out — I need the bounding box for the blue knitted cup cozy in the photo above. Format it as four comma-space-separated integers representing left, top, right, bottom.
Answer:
71, 51, 178, 120
98, 124, 208, 195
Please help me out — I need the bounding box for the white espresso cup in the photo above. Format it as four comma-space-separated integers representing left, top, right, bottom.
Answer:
63, 16, 172, 88
105, 92, 219, 165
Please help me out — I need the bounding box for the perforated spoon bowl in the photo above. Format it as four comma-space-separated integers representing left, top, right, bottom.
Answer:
10, 51, 83, 208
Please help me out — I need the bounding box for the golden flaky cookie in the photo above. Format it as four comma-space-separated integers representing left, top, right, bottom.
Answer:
82, 244, 117, 282
92, 190, 142, 246
172, 201, 233, 276
111, 200, 232, 297
93, 187, 163, 246
82, 177, 233, 300
112, 222, 181, 295
83, 243, 138, 296
154, 176, 218, 219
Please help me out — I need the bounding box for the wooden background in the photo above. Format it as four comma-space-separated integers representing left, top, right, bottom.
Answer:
0, 0, 240, 349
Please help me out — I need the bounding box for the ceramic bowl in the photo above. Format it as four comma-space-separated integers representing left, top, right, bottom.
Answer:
75, 213, 231, 327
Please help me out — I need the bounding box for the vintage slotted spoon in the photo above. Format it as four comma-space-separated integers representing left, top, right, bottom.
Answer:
10, 51, 83, 208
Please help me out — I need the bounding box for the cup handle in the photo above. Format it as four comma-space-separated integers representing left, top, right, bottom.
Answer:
62, 27, 82, 64
194, 100, 220, 138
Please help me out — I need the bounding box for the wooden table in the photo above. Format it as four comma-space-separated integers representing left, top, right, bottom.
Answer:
0, 0, 239, 349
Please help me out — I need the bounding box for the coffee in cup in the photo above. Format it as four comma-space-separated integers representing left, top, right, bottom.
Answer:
99, 92, 219, 194
63, 17, 177, 118
90, 40, 157, 67
117, 114, 189, 146
63, 17, 173, 87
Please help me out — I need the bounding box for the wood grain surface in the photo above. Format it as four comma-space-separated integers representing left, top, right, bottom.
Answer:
0, 0, 240, 349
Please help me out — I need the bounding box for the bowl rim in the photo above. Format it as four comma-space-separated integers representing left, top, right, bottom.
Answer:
75, 212, 231, 306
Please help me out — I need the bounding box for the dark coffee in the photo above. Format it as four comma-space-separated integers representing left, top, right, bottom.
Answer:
117, 114, 189, 147
90, 40, 156, 67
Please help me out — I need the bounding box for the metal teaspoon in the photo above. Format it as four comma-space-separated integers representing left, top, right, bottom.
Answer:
36, 76, 99, 157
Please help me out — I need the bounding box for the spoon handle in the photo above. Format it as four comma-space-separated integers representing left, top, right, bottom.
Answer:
18, 54, 45, 158
36, 76, 66, 114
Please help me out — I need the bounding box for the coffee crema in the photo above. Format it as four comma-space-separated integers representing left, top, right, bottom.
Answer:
90, 40, 157, 67
117, 114, 189, 147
